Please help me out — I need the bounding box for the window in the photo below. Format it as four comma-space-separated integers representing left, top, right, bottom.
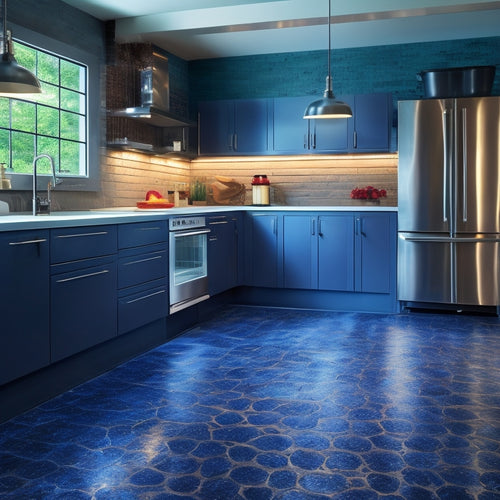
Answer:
0, 41, 87, 178
0, 23, 100, 191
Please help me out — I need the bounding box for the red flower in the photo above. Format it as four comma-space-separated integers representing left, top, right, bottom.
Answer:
350, 186, 387, 200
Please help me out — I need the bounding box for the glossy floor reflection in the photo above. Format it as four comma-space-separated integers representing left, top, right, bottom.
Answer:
1, 306, 499, 499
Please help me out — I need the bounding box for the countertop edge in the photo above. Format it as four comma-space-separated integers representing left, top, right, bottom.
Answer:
0, 205, 398, 231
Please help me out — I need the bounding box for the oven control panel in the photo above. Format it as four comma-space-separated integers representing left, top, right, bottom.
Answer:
169, 216, 206, 231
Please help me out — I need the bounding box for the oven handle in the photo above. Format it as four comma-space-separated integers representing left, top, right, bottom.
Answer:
173, 228, 211, 238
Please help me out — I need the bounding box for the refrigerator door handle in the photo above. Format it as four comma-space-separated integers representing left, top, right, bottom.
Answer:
399, 234, 500, 243
442, 109, 449, 223
462, 107, 468, 222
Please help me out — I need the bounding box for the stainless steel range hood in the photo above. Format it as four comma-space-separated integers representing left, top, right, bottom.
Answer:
109, 48, 194, 128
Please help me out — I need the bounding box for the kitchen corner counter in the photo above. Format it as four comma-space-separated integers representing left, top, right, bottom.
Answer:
0, 205, 397, 231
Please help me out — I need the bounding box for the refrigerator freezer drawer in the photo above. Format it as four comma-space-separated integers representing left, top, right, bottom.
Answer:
456, 240, 500, 305
398, 234, 452, 303
398, 233, 500, 305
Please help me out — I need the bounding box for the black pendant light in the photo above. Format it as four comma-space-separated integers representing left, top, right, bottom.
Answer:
0, 0, 41, 96
303, 0, 352, 119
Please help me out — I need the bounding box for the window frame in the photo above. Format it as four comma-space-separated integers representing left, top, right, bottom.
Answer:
3, 23, 101, 192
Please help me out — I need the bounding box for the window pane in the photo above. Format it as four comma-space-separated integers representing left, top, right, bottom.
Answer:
60, 140, 85, 176
60, 111, 85, 141
38, 52, 59, 85
37, 106, 59, 137
36, 83, 59, 108
11, 101, 36, 133
0, 129, 10, 166
61, 60, 85, 92
6, 42, 88, 179
37, 137, 59, 172
61, 88, 84, 114
0, 98, 9, 121
11, 132, 35, 173
13, 44, 37, 74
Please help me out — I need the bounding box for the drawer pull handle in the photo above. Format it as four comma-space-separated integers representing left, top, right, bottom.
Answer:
56, 269, 109, 283
9, 238, 47, 246
125, 289, 166, 304
123, 255, 163, 266
57, 231, 108, 239
139, 227, 162, 231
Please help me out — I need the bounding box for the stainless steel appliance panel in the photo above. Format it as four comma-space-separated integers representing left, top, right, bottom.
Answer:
454, 97, 500, 234
398, 99, 453, 234
398, 233, 452, 303
455, 235, 500, 305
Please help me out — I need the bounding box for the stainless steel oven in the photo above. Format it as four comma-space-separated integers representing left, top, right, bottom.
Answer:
169, 216, 210, 314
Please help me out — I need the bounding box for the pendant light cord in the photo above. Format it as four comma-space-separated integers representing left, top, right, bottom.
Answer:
1, 0, 7, 58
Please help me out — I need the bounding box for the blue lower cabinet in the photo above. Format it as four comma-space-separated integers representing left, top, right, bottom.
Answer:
355, 212, 396, 294
117, 221, 169, 335
118, 279, 168, 335
118, 244, 167, 289
208, 215, 239, 296
318, 215, 355, 291
282, 212, 395, 296
283, 215, 316, 289
246, 213, 280, 288
0, 230, 50, 385
50, 256, 117, 362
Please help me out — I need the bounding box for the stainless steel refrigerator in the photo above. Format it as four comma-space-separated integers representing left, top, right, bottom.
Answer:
398, 96, 500, 308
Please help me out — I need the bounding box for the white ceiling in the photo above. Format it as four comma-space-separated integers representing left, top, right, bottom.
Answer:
61, 0, 500, 60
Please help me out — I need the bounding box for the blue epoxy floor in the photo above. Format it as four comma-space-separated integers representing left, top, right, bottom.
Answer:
1, 306, 499, 499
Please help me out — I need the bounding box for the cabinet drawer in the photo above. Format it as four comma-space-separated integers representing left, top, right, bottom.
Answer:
118, 220, 168, 249
51, 225, 117, 263
118, 279, 168, 335
51, 259, 117, 362
118, 244, 167, 289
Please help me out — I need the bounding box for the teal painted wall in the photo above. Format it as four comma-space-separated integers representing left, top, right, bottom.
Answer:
189, 37, 500, 108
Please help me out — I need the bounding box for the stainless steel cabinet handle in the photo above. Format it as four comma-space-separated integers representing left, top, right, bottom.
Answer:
209, 221, 228, 225
138, 226, 162, 231
318, 219, 323, 237
125, 289, 166, 304
462, 107, 468, 222
442, 109, 449, 223
311, 218, 316, 236
399, 234, 500, 243
353, 130, 358, 149
56, 269, 109, 283
123, 255, 163, 266
233, 133, 238, 151
9, 238, 47, 246
56, 231, 108, 239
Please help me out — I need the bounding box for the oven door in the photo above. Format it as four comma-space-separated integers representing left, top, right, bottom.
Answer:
169, 227, 210, 313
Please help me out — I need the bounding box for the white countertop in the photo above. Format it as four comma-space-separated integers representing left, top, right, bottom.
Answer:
0, 205, 397, 231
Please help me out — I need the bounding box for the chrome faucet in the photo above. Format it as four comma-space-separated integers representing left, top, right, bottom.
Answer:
32, 154, 60, 215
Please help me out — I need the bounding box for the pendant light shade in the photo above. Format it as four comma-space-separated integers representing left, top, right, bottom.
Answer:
0, 0, 41, 96
304, 0, 351, 119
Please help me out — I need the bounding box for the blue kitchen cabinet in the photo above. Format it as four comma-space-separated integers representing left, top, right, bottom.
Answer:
273, 93, 392, 154
273, 96, 349, 154
117, 221, 169, 336
0, 230, 50, 385
283, 214, 354, 291
207, 214, 240, 296
318, 215, 355, 291
283, 214, 317, 289
50, 226, 118, 362
282, 212, 395, 295
246, 213, 280, 287
198, 99, 271, 155
348, 93, 392, 152
354, 212, 396, 294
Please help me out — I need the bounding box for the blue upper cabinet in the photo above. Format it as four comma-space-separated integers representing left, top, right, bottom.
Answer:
348, 93, 392, 152
198, 99, 271, 155
273, 95, 350, 154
